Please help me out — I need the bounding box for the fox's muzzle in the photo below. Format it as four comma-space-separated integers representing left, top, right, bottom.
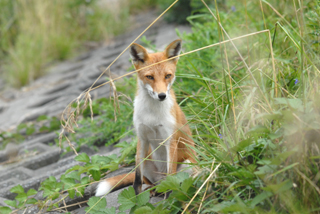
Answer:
158, 93, 166, 101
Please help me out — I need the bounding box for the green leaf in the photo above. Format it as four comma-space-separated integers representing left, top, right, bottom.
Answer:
274, 98, 304, 111
17, 123, 27, 131
26, 198, 38, 204
66, 171, 81, 181
262, 180, 293, 194
118, 187, 136, 211
37, 115, 49, 121
49, 118, 61, 131
76, 185, 85, 197
228, 168, 255, 179
256, 112, 283, 121
104, 207, 116, 214
65, 165, 80, 174
4, 200, 17, 208
26, 126, 35, 135
250, 191, 273, 207
15, 193, 27, 202
51, 192, 60, 200
221, 202, 249, 212
175, 172, 190, 181
27, 188, 37, 196
89, 169, 101, 181
181, 177, 193, 192
49, 176, 57, 182
273, 98, 291, 106
75, 153, 90, 163
247, 125, 270, 136
251, 181, 292, 207
61, 177, 76, 188
268, 129, 283, 140
137, 191, 150, 206
81, 176, 90, 185
282, 123, 299, 136
270, 151, 296, 165
100, 163, 119, 171
203, 201, 235, 212
156, 176, 179, 193
256, 160, 271, 165
288, 99, 303, 110
0, 206, 12, 214
91, 155, 111, 164
134, 206, 153, 214
87, 196, 107, 210
10, 185, 24, 194
254, 165, 277, 175
231, 139, 252, 152
39, 126, 50, 132
68, 189, 75, 199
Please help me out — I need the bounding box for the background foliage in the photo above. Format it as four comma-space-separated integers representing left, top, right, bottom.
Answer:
0, 0, 155, 87
1, 0, 320, 213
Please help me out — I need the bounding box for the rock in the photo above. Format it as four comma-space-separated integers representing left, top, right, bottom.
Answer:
0, 99, 8, 113
4, 143, 20, 160
0, 143, 20, 163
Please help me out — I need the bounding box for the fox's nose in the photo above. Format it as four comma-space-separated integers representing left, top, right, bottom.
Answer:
158, 93, 166, 101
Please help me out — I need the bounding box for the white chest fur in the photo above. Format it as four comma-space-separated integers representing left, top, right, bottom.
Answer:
133, 84, 176, 178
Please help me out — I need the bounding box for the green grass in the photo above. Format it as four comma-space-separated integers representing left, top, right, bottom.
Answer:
165, 0, 320, 213
1, 0, 320, 213
0, 0, 153, 87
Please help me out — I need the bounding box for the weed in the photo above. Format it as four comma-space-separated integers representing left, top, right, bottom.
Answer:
0, 115, 60, 150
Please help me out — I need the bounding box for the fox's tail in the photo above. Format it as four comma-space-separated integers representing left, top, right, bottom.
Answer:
95, 173, 135, 196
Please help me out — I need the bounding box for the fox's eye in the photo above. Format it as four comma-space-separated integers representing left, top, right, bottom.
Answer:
165, 74, 172, 79
146, 75, 154, 80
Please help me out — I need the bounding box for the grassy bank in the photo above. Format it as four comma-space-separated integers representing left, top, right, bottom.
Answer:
168, 0, 320, 213
1, 0, 320, 213
0, 0, 155, 87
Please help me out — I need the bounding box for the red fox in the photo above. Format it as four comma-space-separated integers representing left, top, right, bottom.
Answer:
95, 39, 196, 197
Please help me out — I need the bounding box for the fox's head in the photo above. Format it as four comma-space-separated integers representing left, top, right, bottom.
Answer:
130, 39, 182, 101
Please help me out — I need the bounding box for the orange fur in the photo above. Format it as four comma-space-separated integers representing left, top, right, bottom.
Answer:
96, 40, 196, 197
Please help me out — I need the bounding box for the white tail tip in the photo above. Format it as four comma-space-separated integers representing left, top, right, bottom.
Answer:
95, 180, 112, 197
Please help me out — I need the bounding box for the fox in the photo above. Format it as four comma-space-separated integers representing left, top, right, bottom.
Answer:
95, 39, 196, 197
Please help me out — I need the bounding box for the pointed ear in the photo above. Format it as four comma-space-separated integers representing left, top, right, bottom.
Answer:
130, 43, 149, 65
165, 39, 182, 60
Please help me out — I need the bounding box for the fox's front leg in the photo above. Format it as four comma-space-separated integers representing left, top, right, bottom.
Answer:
133, 139, 148, 195
133, 139, 142, 195
166, 139, 178, 175
165, 140, 178, 198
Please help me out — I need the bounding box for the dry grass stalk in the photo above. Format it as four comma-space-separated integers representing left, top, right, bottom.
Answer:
65, 135, 78, 156
108, 69, 120, 122
295, 168, 320, 195
182, 163, 221, 214
212, 0, 237, 127
51, 200, 89, 212
197, 160, 216, 214
88, 93, 94, 122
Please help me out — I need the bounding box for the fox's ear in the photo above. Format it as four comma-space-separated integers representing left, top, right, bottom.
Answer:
130, 43, 149, 65
165, 39, 182, 60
